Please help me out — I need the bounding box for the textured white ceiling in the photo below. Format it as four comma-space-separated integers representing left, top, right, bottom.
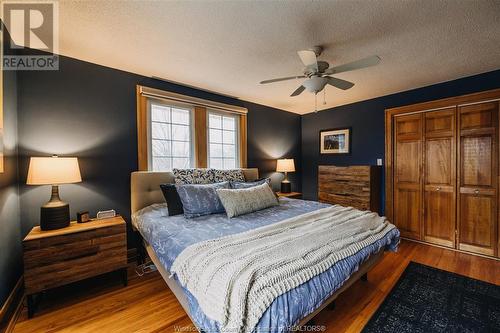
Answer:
52, 0, 500, 114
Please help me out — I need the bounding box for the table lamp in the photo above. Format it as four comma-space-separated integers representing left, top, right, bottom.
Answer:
27, 156, 82, 230
276, 158, 295, 193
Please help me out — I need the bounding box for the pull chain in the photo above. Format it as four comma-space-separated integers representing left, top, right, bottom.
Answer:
315, 93, 318, 112
323, 88, 327, 105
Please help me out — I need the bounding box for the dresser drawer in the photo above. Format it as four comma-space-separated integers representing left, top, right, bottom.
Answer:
319, 165, 371, 179
319, 192, 370, 210
23, 223, 127, 294
318, 181, 371, 197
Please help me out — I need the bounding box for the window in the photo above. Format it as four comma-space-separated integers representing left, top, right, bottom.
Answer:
136, 85, 247, 171
149, 101, 193, 171
208, 111, 239, 169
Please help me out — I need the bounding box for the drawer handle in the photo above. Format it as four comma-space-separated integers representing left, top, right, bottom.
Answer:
436, 187, 441, 191
474, 189, 479, 195
333, 193, 350, 197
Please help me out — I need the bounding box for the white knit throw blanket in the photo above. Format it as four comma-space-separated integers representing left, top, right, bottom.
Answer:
171, 205, 396, 333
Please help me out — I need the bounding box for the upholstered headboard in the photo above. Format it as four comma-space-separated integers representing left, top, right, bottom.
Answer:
130, 169, 259, 215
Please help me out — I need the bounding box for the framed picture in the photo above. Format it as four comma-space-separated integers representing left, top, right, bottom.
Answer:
319, 128, 351, 154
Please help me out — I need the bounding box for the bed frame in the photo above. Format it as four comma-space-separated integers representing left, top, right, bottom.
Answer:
130, 170, 384, 330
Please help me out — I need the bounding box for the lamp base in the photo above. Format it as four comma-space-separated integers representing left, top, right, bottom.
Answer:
40, 204, 70, 230
40, 185, 70, 231
280, 181, 291, 193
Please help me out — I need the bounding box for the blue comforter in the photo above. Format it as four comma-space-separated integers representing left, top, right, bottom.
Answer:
135, 198, 400, 333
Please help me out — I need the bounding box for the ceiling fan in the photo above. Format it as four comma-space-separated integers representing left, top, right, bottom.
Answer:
259, 46, 380, 97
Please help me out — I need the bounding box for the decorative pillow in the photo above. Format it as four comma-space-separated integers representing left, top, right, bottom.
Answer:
230, 177, 271, 189
173, 168, 214, 185
176, 182, 230, 218
159, 184, 184, 216
212, 169, 245, 183
216, 183, 279, 218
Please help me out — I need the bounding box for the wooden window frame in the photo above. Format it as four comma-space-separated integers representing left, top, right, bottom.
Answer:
148, 100, 195, 170
207, 109, 241, 169
136, 85, 247, 171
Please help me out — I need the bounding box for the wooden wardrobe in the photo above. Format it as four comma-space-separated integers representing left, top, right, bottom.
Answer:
385, 89, 500, 259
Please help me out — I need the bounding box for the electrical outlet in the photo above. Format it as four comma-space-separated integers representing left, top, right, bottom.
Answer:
377, 158, 383, 166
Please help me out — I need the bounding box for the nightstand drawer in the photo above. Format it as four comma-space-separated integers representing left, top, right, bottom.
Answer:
276, 191, 302, 199
24, 232, 126, 268
23, 224, 124, 251
23, 220, 127, 295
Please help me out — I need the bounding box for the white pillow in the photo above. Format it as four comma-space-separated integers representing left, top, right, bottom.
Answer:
216, 183, 278, 218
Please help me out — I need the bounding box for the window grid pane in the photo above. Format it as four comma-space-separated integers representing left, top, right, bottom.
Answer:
208, 112, 238, 169
209, 158, 223, 169
150, 103, 192, 171
209, 114, 222, 129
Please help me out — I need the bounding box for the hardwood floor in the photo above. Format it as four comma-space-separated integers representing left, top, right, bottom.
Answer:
11, 240, 500, 333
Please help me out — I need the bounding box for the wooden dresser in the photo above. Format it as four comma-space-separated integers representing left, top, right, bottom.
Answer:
23, 216, 128, 317
318, 165, 382, 213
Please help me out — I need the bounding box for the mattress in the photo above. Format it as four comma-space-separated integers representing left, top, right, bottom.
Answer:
133, 198, 400, 333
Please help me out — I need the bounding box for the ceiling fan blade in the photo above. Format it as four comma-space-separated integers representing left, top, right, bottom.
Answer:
297, 50, 318, 72
325, 55, 380, 75
327, 76, 355, 90
260, 75, 305, 84
290, 85, 305, 97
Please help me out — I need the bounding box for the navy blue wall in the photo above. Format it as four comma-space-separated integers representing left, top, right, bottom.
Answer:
301, 69, 500, 213
0, 37, 21, 307
16, 54, 301, 244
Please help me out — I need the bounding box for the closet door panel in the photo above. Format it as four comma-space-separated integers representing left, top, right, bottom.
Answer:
425, 139, 452, 184
459, 193, 495, 256
424, 190, 454, 246
460, 103, 494, 130
461, 136, 492, 187
394, 114, 422, 240
425, 111, 454, 137
396, 141, 421, 182
458, 102, 498, 256
395, 186, 421, 239
423, 109, 456, 247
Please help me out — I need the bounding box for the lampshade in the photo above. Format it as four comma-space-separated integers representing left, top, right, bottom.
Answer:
27, 156, 82, 185
276, 159, 295, 173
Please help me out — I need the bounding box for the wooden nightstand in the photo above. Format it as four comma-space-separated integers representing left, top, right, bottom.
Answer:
276, 191, 302, 199
23, 216, 128, 317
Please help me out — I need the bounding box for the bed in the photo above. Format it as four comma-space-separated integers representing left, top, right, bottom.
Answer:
130, 169, 399, 333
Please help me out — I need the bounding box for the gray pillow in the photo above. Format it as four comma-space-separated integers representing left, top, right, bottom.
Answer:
176, 182, 230, 218
173, 168, 214, 185
216, 183, 279, 218
230, 178, 271, 189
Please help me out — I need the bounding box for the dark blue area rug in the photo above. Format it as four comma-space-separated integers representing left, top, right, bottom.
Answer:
362, 261, 500, 333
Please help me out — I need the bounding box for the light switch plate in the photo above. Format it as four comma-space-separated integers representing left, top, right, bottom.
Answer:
377, 158, 383, 166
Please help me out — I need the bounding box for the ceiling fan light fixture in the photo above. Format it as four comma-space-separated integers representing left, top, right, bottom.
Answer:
258, 47, 379, 99
302, 76, 328, 93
